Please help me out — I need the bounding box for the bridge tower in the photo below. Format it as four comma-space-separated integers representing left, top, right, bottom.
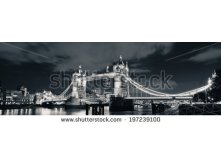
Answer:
114, 74, 122, 96
110, 56, 134, 111
113, 56, 129, 97
71, 73, 79, 99
79, 69, 87, 99
71, 65, 87, 99
66, 65, 86, 107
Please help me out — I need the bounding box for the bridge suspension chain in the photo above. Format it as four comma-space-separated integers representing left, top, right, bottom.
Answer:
123, 75, 212, 97
54, 81, 74, 99
124, 75, 170, 96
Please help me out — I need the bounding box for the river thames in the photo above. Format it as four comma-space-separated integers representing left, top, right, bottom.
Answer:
0, 106, 179, 115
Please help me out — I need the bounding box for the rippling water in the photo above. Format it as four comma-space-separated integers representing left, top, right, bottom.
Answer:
0, 107, 85, 115
0, 106, 179, 115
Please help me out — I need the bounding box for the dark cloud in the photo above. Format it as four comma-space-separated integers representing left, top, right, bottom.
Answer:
0, 42, 220, 93
0, 42, 173, 70
188, 48, 221, 62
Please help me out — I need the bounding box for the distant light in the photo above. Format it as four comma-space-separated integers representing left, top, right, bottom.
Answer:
212, 72, 217, 78
208, 78, 212, 85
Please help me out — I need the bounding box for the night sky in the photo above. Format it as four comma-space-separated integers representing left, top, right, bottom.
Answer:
0, 42, 220, 94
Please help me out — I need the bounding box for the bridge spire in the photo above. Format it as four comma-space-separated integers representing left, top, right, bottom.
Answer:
106, 65, 109, 73
79, 65, 82, 74
212, 70, 217, 78
119, 55, 124, 65
125, 61, 129, 76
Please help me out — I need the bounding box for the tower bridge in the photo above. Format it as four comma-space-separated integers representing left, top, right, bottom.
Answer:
40, 56, 215, 109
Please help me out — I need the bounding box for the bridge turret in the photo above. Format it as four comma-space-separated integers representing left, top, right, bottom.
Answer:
78, 65, 82, 75
113, 56, 128, 74
114, 75, 122, 96
71, 65, 87, 100
81, 74, 87, 99
72, 73, 80, 98
119, 55, 124, 65
112, 56, 130, 97
106, 66, 109, 73
212, 70, 217, 79
125, 61, 129, 76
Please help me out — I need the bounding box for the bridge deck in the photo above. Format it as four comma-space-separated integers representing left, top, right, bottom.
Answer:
125, 96, 193, 100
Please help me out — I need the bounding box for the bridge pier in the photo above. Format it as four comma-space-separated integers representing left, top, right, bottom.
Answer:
151, 101, 165, 115
86, 103, 105, 115
109, 96, 134, 111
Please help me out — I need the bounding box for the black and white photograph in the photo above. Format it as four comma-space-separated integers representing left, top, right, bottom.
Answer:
0, 42, 221, 115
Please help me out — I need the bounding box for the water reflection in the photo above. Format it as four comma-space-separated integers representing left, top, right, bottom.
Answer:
0, 106, 179, 115
0, 107, 86, 115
